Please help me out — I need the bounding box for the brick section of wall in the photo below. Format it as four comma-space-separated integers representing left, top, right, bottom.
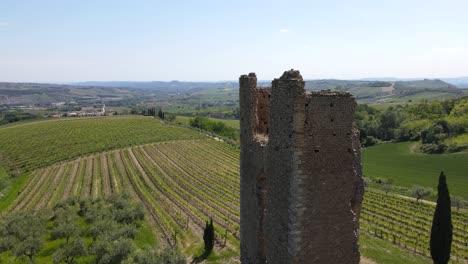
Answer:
240, 70, 363, 264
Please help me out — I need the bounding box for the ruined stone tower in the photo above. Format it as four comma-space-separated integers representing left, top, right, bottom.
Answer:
239, 70, 364, 264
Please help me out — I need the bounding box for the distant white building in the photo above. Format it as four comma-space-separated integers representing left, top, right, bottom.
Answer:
51, 102, 66, 107
66, 104, 106, 117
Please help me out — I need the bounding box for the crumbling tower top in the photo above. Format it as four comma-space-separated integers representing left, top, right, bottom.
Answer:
279, 69, 302, 80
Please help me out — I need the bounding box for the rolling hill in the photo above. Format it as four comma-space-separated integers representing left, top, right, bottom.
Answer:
73, 81, 238, 93
0, 82, 145, 106
305, 79, 465, 103
2, 79, 466, 114
0, 116, 202, 175
362, 142, 468, 198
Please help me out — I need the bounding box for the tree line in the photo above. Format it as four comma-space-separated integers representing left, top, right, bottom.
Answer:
139, 107, 176, 122
188, 116, 238, 141
356, 97, 468, 153
0, 110, 42, 125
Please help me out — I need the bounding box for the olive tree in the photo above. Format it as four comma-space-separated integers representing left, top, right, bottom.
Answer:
0, 210, 48, 263
411, 185, 433, 202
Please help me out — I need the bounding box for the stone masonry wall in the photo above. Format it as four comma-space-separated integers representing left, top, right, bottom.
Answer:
239, 73, 269, 263
264, 71, 305, 263
240, 70, 363, 264
292, 92, 360, 263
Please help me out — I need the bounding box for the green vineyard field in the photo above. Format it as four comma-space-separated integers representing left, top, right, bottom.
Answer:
0, 116, 203, 174
7, 138, 468, 263
8, 139, 241, 257
361, 189, 468, 261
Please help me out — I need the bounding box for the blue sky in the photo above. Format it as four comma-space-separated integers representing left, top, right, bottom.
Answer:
1, 0, 468, 82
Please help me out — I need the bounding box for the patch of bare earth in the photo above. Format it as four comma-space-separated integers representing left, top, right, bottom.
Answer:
360, 256, 377, 264
381, 82, 395, 93
63, 161, 80, 199
83, 158, 93, 198
101, 153, 111, 197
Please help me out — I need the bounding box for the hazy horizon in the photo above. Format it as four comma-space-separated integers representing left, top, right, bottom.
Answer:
1, 0, 468, 82
3, 75, 468, 85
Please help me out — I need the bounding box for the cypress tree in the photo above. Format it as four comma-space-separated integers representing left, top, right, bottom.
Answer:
158, 108, 163, 119
203, 218, 214, 253
430, 171, 453, 264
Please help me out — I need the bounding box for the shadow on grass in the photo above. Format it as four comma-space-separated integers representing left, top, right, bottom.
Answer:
191, 250, 211, 264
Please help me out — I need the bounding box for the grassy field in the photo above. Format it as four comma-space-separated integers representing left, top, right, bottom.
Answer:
367, 103, 394, 111
362, 142, 468, 198
360, 232, 429, 264
0, 116, 203, 174
176, 115, 240, 130
445, 134, 468, 145
163, 87, 238, 115
391, 91, 462, 102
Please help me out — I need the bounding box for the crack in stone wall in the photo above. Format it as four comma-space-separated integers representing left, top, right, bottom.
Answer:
240, 70, 364, 264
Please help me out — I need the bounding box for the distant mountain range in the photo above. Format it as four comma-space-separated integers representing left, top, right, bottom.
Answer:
73, 78, 467, 104
73, 77, 468, 90
73, 81, 238, 93
303, 79, 466, 103
2, 77, 467, 107
441, 77, 468, 88
360, 77, 468, 88
0, 82, 145, 106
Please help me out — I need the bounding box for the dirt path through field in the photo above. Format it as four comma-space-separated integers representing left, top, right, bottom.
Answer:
82, 158, 93, 198
22, 166, 60, 210
11, 167, 51, 211
396, 193, 436, 206
47, 163, 72, 208
360, 257, 377, 264
106, 152, 120, 193
72, 160, 86, 197
101, 153, 111, 197
35, 163, 66, 209
92, 156, 101, 199
63, 161, 80, 199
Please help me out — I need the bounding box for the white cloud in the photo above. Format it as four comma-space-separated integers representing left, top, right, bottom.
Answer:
279, 29, 289, 33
